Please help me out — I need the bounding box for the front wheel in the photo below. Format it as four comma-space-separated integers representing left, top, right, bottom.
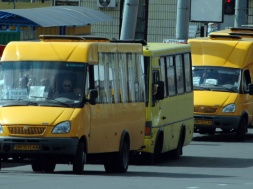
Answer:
31, 160, 56, 173
236, 118, 247, 141
43, 162, 56, 173
31, 160, 43, 172
73, 142, 86, 174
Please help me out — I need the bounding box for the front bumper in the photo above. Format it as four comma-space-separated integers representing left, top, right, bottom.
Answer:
0, 137, 79, 157
194, 115, 241, 130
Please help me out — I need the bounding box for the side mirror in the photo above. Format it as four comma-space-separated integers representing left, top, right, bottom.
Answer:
248, 84, 253, 95
153, 81, 164, 100
88, 89, 98, 105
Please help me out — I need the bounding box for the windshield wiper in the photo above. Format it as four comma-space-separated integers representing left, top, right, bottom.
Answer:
1, 99, 39, 107
193, 86, 211, 91
28, 96, 72, 107
214, 85, 237, 92
50, 99, 72, 107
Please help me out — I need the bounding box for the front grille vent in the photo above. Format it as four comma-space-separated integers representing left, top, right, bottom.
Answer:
7, 126, 46, 135
194, 107, 218, 114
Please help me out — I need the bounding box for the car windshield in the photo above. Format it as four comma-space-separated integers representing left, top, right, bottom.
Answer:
192, 66, 241, 93
0, 61, 88, 108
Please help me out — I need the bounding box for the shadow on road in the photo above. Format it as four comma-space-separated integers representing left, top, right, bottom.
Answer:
157, 155, 253, 168
193, 129, 253, 143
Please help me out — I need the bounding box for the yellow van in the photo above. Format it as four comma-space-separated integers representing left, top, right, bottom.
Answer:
0, 35, 146, 174
188, 27, 253, 141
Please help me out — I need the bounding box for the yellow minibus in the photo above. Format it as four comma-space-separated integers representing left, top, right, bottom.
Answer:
0, 35, 146, 174
138, 43, 194, 164
188, 27, 253, 141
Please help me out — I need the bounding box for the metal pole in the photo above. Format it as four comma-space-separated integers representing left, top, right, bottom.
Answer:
120, 0, 139, 40
234, 0, 247, 27
176, 0, 190, 40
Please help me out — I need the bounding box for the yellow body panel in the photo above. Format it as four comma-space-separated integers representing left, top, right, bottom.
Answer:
189, 38, 253, 68
1, 41, 143, 63
89, 103, 145, 153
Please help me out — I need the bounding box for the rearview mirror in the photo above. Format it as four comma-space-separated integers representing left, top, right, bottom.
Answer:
88, 89, 98, 105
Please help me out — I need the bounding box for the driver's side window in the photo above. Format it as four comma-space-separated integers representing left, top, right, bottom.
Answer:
243, 69, 251, 93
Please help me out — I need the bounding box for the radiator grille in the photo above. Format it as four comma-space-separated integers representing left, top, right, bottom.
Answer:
7, 126, 46, 135
194, 107, 218, 114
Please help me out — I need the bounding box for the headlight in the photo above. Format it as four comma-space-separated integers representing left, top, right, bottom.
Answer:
222, 104, 236, 113
52, 121, 71, 134
0, 124, 3, 134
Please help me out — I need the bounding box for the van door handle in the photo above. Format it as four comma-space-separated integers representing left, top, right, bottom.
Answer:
162, 116, 166, 120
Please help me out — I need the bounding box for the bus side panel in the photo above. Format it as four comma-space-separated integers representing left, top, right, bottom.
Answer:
88, 103, 145, 153
158, 92, 194, 152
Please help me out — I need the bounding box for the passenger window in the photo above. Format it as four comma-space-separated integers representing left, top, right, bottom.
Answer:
109, 53, 119, 103
175, 54, 185, 94
119, 53, 128, 103
184, 53, 192, 92
166, 56, 176, 96
160, 57, 167, 97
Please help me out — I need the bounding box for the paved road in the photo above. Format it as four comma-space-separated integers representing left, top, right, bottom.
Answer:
1, 129, 253, 189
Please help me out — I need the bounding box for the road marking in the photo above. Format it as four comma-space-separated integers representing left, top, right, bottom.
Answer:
218, 184, 228, 186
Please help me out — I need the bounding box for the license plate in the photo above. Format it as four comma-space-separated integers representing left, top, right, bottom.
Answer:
194, 120, 212, 125
13, 144, 39, 151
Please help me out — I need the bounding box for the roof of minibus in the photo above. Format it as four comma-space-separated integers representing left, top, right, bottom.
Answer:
1, 41, 143, 63
188, 36, 253, 68
143, 42, 191, 57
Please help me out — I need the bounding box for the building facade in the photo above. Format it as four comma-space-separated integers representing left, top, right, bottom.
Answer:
2, 0, 253, 42
79, 0, 253, 42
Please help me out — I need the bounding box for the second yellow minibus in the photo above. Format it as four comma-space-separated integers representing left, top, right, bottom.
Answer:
138, 43, 194, 164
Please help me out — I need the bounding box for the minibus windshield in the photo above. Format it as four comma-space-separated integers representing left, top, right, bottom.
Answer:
192, 66, 241, 92
0, 61, 87, 107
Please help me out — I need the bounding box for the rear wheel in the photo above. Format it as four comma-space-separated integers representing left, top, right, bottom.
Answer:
152, 135, 163, 163
73, 142, 86, 174
171, 134, 183, 160
104, 140, 129, 173
139, 134, 163, 165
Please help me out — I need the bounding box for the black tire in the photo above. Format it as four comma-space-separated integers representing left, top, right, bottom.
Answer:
73, 142, 86, 174
32, 160, 56, 173
31, 160, 43, 172
171, 136, 183, 160
236, 118, 247, 141
153, 138, 163, 163
104, 141, 129, 173
139, 134, 163, 165
207, 128, 216, 135
43, 162, 56, 173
